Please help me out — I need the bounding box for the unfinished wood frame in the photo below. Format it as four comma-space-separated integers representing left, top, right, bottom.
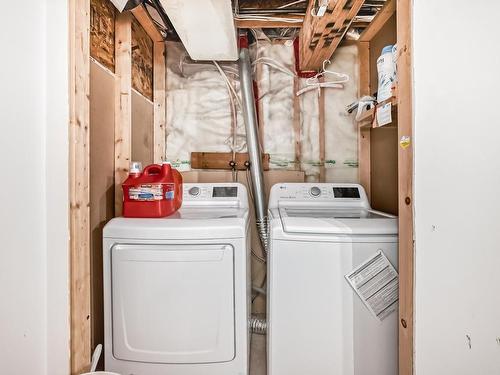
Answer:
357, 41, 371, 200
300, 0, 366, 70
69, 0, 91, 373
396, 0, 414, 374
191, 152, 271, 171
114, 11, 133, 216
359, 0, 396, 42
356, 0, 413, 373
318, 77, 326, 182
235, 15, 303, 29
72, 1, 169, 371
131, 5, 166, 163
153, 41, 166, 163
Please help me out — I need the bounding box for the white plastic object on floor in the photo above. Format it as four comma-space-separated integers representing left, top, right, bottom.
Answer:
89, 344, 102, 372
81, 372, 121, 375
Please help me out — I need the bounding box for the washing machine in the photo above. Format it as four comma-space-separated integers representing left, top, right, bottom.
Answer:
267, 183, 398, 375
103, 183, 250, 375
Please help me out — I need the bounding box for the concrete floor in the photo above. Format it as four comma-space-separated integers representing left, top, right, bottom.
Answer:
250, 333, 266, 375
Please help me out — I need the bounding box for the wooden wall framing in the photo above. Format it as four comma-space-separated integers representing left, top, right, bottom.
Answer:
114, 11, 133, 216
71, 1, 166, 371
131, 18, 154, 99
69, 0, 91, 373
90, 0, 115, 71
356, 0, 414, 373
396, 0, 414, 373
299, 0, 366, 70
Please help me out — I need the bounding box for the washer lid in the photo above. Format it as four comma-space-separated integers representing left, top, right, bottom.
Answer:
103, 208, 249, 239
277, 207, 398, 235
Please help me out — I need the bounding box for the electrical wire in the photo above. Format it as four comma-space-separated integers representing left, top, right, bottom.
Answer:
277, 0, 307, 8
213, 60, 247, 161
252, 57, 296, 76
234, 15, 304, 23
213, 61, 243, 109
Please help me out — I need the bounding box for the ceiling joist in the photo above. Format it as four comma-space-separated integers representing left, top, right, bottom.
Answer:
130, 4, 164, 42
299, 0, 366, 70
235, 14, 304, 28
358, 0, 395, 41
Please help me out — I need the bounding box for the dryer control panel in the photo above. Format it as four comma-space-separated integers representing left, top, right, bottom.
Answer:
182, 183, 248, 208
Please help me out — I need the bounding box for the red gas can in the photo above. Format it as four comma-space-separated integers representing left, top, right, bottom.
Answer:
122, 163, 183, 218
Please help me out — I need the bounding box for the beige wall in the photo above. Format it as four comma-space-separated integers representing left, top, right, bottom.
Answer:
132, 90, 154, 167
90, 60, 115, 359
90, 60, 154, 366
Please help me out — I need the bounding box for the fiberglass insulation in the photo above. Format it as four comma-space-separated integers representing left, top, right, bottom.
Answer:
165, 39, 359, 182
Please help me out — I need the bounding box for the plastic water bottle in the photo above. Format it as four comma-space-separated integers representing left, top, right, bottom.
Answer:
376, 45, 396, 102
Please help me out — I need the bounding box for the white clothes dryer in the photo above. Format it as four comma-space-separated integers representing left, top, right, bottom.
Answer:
103, 183, 250, 375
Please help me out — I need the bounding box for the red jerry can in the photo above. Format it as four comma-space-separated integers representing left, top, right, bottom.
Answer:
122, 163, 183, 218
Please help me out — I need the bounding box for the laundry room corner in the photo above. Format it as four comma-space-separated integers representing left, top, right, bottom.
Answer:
5, 1, 500, 375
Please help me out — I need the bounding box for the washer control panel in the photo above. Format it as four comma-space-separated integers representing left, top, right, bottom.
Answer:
309, 186, 322, 197
268, 183, 368, 209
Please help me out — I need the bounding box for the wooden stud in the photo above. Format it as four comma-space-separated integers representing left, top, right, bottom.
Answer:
256, 61, 266, 152
358, 41, 371, 96
358, 126, 371, 199
318, 77, 326, 182
397, 0, 414, 374
235, 15, 303, 29
130, 4, 163, 42
293, 76, 302, 170
359, 0, 396, 42
153, 41, 166, 163
300, 0, 366, 70
357, 41, 371, 200
114, 12, 133, 216
69, 0, 91, 373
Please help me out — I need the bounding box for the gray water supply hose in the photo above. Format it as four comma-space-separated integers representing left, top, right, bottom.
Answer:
238, 42, 269, 253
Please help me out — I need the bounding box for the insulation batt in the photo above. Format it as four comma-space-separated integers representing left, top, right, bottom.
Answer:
165, 40, 359, 182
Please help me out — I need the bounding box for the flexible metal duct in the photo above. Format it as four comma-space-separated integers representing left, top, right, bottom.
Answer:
249, 316, 267, 335
238, 43, 269, 252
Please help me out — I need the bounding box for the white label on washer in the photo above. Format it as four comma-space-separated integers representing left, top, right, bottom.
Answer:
345, 250, 399, 321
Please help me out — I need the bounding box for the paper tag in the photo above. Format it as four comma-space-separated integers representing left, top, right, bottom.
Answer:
345, 250, 399, 321
376, 103, 392, 126
400, 136, 411, 149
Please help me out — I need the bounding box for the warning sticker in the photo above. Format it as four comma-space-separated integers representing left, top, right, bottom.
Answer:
129, 184, 163, 201
345, 250, 399, 321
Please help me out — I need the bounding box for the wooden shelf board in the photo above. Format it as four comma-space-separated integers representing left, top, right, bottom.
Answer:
357, 96, 398, 128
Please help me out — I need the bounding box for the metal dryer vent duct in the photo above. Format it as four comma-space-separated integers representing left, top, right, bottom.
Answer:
238, 38, 269, 253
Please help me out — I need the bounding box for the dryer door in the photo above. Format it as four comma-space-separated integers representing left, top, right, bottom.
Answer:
111, 243, 235, 364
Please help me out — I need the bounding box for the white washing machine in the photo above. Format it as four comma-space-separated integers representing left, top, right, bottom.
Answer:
103, 183, 250, 375
267, 183, 398, 375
